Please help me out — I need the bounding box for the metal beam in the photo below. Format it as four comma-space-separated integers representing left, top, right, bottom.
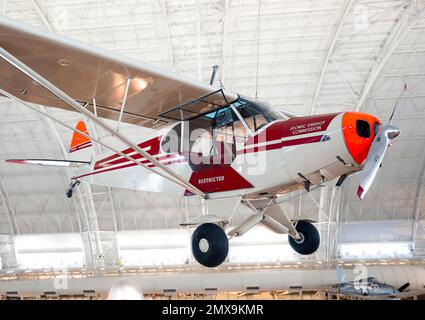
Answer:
159, 0, 174, 65
35, 106, 100, 268
411, 142, 425, 252
30, 0, 55, 32
329, 57, 361, 100
355, 3, 425, 111
220, 0, 229, 84
38, 106, 67, 156
195, 0, 202, 81
1, 0, 8, 15
0, 178, 18, 270
77, 186, 98, 269
309, 0, 352, 115
80, 184, 104, 268
89, 111, 120, 266
0, 180, 18, 235
308, 188, 329, 221
37, 105, 87, 233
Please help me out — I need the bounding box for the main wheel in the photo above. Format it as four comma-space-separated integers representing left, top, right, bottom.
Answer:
288, 220, 320, 255
191, 223, 229, 267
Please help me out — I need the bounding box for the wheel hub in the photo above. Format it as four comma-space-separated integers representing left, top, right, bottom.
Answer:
294, 232, 305, 244
199, 238, 210, 253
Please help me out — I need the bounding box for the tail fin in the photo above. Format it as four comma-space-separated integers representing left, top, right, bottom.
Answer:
69, 120, 92, 162
336, 266, 346, 284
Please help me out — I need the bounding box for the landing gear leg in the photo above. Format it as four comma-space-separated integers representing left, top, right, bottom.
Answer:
66, 180, 80, 199
248, 199, 320, 255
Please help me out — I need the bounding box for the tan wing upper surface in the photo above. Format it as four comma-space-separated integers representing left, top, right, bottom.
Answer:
0, 17, 238, 128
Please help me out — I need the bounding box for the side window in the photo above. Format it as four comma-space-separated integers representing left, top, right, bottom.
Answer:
161, 123, 181, 154
214, 120, 248, 152
356, 120, 371, 138
253, 114, 269, 131
191, 129, 213, 156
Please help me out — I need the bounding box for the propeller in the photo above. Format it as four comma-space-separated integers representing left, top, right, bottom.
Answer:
357, 85, 404, 200
397, 282, 410, 293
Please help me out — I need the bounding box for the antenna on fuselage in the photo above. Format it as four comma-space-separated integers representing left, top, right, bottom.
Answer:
209, 65, 219, 85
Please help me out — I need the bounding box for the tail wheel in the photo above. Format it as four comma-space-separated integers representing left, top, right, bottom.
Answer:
288, 220, 320, 255
191, 223, 229, 268
66, 188, 73, 198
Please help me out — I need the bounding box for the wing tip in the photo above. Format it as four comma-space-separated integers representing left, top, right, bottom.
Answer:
5, 159, 25, 164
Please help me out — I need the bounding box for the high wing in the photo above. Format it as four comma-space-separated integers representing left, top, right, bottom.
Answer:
0, 17, 238, 128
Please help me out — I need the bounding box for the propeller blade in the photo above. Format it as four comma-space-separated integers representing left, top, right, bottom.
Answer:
357, 125, 400, 200
357, 128, 389, 199
357, 83, 404, 200
397, 282, 410, 293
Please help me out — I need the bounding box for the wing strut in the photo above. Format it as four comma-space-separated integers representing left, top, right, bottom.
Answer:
0, 46, 207, 199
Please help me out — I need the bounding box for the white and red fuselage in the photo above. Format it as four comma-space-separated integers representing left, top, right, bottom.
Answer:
71, 111, 380, 200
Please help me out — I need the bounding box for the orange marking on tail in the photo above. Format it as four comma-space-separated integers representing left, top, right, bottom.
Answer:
70, 121, 91, 149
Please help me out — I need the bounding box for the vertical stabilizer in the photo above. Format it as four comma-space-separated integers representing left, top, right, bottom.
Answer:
69, 120, 92, 162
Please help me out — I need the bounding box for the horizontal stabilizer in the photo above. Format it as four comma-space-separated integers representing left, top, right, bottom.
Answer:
6, 159, 90, 168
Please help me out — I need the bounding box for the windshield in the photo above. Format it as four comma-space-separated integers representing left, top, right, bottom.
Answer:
204, 97, 282, 132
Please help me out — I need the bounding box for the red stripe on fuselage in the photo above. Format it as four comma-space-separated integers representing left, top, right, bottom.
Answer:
240, 135, 323, 155
246, 113, 339, 146
73, 158, 187, 180
70, 142, 92, 153
94, 136, 161, 167
94, 153, 180, 170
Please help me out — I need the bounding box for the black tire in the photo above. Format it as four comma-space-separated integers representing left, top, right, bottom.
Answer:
191, 223, 229, 268
288, 220, 320, 255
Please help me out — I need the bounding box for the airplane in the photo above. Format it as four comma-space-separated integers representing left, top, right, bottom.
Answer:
0, 16, 401, 268
322, 267, 423, 300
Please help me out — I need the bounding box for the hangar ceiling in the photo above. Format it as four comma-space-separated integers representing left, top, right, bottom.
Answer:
1, 0, 425, 270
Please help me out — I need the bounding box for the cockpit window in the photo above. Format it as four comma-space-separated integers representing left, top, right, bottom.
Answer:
356, 120, 371, 138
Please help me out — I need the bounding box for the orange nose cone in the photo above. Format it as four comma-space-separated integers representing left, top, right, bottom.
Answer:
342, 112, 381, 165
